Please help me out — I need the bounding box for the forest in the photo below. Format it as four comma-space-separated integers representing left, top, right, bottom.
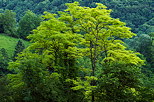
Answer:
0, 0, 154, 102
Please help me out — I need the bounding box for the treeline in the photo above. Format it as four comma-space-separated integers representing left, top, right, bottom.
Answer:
0, 2, 154, 102
0, 10, 42, 39
0, 0, 153, 34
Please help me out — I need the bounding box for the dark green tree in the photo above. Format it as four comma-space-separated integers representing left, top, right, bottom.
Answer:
0, 10, 17, 37
17, 10, 42, 40
96, 62, 142, 102
0, 13, 4, 33
126, 33, 154, 73
0, 76, 10, 102
8, 54, 66, 102
13, 40, 25, 61
0, 48, 9, 75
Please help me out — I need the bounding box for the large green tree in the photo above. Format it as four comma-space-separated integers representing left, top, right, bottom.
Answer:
6, 2, 146, 102
59, 2, 144, 102
8, 6, 84, 102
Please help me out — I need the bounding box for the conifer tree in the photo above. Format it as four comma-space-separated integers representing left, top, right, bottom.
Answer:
0, 48, 9, 75
13, 40, 25, 61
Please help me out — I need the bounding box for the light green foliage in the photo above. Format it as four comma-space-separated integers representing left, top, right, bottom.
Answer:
67, 76, 98, 101
18, 10, 42, 40
27, 11, 84, 79
58, 2, 144, 101
61, 2, 143, 67
8, 5, 85, 101
27, 11, 85, 101
6, 2, 146, 102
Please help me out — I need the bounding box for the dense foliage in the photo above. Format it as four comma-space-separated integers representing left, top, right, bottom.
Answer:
0, 0, 153, 34
18, 10, 43, 40
13, 40, 25, 61
0, 10, 17, 37
0, 0, 153, 66
0, 0, 153, 102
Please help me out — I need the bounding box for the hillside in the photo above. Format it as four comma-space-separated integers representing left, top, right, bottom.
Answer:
0, 34, 30, 57
0, 0, 153, 34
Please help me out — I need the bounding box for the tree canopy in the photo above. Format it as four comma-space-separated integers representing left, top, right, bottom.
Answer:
2, 2, 150, 102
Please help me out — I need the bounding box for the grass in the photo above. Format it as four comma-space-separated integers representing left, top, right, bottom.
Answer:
0, 34, 30, 57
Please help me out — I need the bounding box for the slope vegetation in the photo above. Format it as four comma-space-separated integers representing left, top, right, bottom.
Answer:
0, 34, 30, 57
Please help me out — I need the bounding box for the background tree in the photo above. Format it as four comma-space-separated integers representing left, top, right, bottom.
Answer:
0, 13, 4, 33
0, 10, 17, 37
13, 40, 25, 61
0, 48, 9, 75
149, 32, 154, 69
0, 0, 153, 36
126, 33, 154, 73
17, 10, 42, 40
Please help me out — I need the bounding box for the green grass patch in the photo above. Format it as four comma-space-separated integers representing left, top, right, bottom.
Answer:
0, 34, 30, 57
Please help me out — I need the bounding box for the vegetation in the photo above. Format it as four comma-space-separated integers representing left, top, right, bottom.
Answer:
13, 40, 25, 61
0, 0, 153, 102
0, 34, 29, 76
0, 34, 29, 57
0, 9, 17, 37
18, 10, 43, 40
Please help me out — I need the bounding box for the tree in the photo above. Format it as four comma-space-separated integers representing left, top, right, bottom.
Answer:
27, 11, 85, 101
0, 76, 10, 102
59, 2, 144, 102
126, 33, 154, 73
0, 10, 17, 37
95, 62, 143, 102
8, 6, 84, 101
13, 40, 25, 61
149, 32, 154, 70
18, 10, 42, 40
8, 53, 66, 102
0, 48, 9, 75
7, 2, 145, 102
